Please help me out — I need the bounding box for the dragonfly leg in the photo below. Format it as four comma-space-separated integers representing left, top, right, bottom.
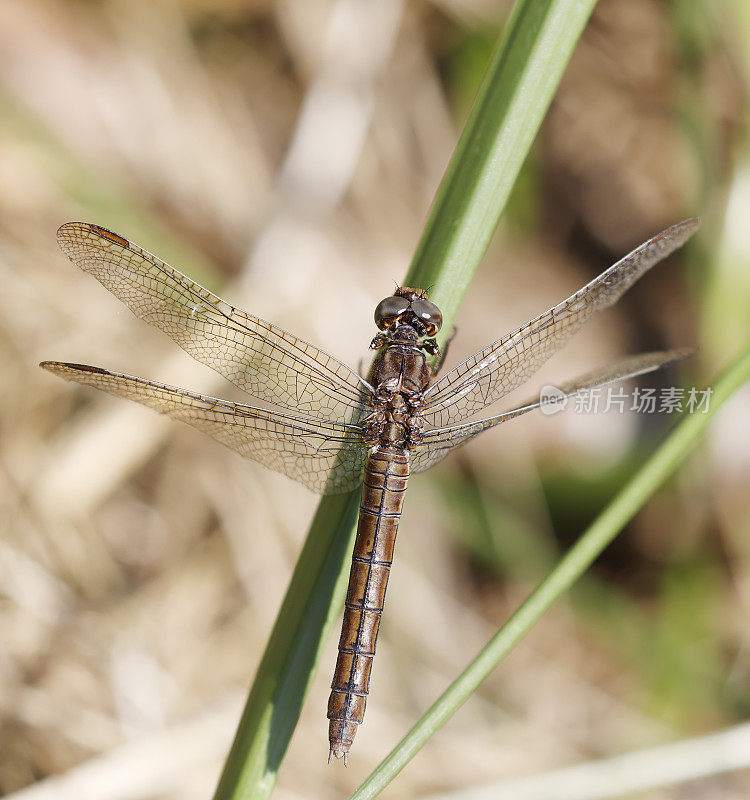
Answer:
431, 325, 457, 375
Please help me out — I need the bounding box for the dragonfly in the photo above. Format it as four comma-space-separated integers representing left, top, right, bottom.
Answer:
41, 217, 699, 763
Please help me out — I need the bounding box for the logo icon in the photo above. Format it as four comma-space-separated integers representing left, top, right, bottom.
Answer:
539, 384, 567, 415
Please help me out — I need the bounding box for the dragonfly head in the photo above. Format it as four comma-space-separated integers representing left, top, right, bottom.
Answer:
374, 287, 443, 338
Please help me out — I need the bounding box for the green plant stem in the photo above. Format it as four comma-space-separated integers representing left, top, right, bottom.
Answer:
406, 0, 598, 335
351, 340, 750, 800
213, 1, 598, 797
212, 492, 360, 799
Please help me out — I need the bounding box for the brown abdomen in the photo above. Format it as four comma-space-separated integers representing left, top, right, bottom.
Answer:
327, 447, 409, 762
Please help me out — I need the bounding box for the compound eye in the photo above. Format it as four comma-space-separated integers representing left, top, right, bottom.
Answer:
374, 296, 410, 330
410, 298, 443, 336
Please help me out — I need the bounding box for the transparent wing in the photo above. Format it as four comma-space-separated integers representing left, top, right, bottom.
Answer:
41, 361, 370, 495
410, 349, 690, 474
421, 219, 700, 428
56, 223, 373, 422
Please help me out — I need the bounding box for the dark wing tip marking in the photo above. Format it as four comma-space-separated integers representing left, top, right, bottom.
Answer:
87, 224, 130, 247
41, 361, 110, 376
56, 221, 130, 249
660, 345, 695, 366
646, 217, 700, 248
666, 216, 701, 235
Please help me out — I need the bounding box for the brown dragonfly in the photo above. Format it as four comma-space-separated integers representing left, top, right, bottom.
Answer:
41, 218, 699, 763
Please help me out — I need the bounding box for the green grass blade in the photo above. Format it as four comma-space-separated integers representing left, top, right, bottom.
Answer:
213, 1, 597, 796
350, 341, 750, 800
212, 491, 361, 799
406, 0, 598, 333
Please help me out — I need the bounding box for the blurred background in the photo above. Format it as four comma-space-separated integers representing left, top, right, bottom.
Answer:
1, 0, 749, 798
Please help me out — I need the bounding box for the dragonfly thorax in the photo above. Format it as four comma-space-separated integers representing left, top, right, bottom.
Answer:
363, 323, 432, 448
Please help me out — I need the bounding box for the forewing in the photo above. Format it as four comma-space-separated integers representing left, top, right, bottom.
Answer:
56, 223, 372, 422
410, 349, 690, 474
41, 362, 369, 494
421, 219, 699, 427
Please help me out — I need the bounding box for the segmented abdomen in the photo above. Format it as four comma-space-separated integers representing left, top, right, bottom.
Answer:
327, 447, 409, 762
